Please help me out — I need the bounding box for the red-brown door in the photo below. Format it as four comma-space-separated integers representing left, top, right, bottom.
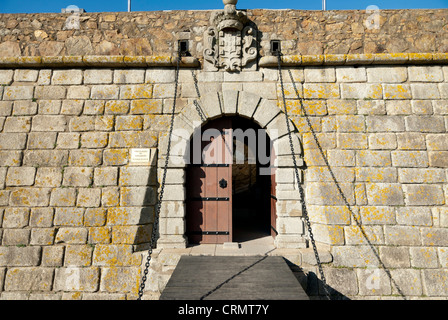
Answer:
186, 118, 233, 244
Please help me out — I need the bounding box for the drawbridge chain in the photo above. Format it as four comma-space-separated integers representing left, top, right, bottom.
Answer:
191, 69, 207, 123
137, 50, 182, 300
279, 55, 406, 300
277, 53, 332, 300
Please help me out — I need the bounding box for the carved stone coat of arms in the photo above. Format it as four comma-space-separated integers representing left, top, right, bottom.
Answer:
203, 0, 258, 72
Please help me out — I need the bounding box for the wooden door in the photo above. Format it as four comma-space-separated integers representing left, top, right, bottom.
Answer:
186, 118, 233, 244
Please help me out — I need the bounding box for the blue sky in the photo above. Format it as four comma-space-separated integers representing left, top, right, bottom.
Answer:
0, 0, 447, 13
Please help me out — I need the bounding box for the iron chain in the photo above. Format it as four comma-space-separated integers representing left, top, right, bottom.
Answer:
137, 50, 182, 300
191, 70, 207, 122
281, 56, 406, 300
277, 54, 332, 300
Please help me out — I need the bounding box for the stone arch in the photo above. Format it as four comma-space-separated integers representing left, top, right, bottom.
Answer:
156, 90, 306, 249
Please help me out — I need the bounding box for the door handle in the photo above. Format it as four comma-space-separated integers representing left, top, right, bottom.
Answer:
219, 178, 228, 189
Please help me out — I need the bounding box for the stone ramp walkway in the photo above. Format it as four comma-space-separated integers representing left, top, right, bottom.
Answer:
160, 255, 309, 300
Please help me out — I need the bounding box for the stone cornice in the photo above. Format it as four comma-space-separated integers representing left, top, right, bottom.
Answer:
0, 55, 200, 68
0, 53, 447, 68
259, 53, 448, 67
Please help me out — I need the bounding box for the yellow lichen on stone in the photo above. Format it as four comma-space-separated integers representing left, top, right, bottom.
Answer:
89, 227, 112, 244
92, 244, 138, 267
121, 85, 153, 100
360, 206, 395, 224
105, 100, 129, 114
345, 53, 375, 65
16, 56, 42, 66
315, 224, 345, 245
103, 149, 129, 166
83, 55, 124, 66
124, 56, 146, 66
374, 53, 408, 63
131, 99, 162, 114
383, 84, 411, 99
282, 55, 302, 65
432, 53, 448, 62
345, 225, 383, 244
0, 56, 18, 66
408, 52, 433, 62
146, 56, 172, 66
62, 56, 84, 66
304, 84, 339, 99
301, 55, 324, 65
324, 54, 346, 65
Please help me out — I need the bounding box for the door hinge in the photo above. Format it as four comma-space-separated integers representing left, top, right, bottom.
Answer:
187, 231, 230, 236
188, 197, 230, 201
190, 164, 230, 167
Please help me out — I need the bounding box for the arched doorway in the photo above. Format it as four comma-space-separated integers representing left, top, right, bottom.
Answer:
157, 90, 305, 250
185, 116, 276, 245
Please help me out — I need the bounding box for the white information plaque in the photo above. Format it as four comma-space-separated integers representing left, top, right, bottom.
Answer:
130, 148, 151, 163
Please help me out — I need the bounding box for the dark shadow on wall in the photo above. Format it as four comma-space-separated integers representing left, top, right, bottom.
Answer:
133, 155, 160, 253
283, 258, 350, 300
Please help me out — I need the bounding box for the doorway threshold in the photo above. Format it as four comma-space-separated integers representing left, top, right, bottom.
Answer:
186, 235, 276, 256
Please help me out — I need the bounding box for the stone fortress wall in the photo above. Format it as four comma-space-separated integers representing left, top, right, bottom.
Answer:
0, 8, 447, 58
0, 5, 448, 300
